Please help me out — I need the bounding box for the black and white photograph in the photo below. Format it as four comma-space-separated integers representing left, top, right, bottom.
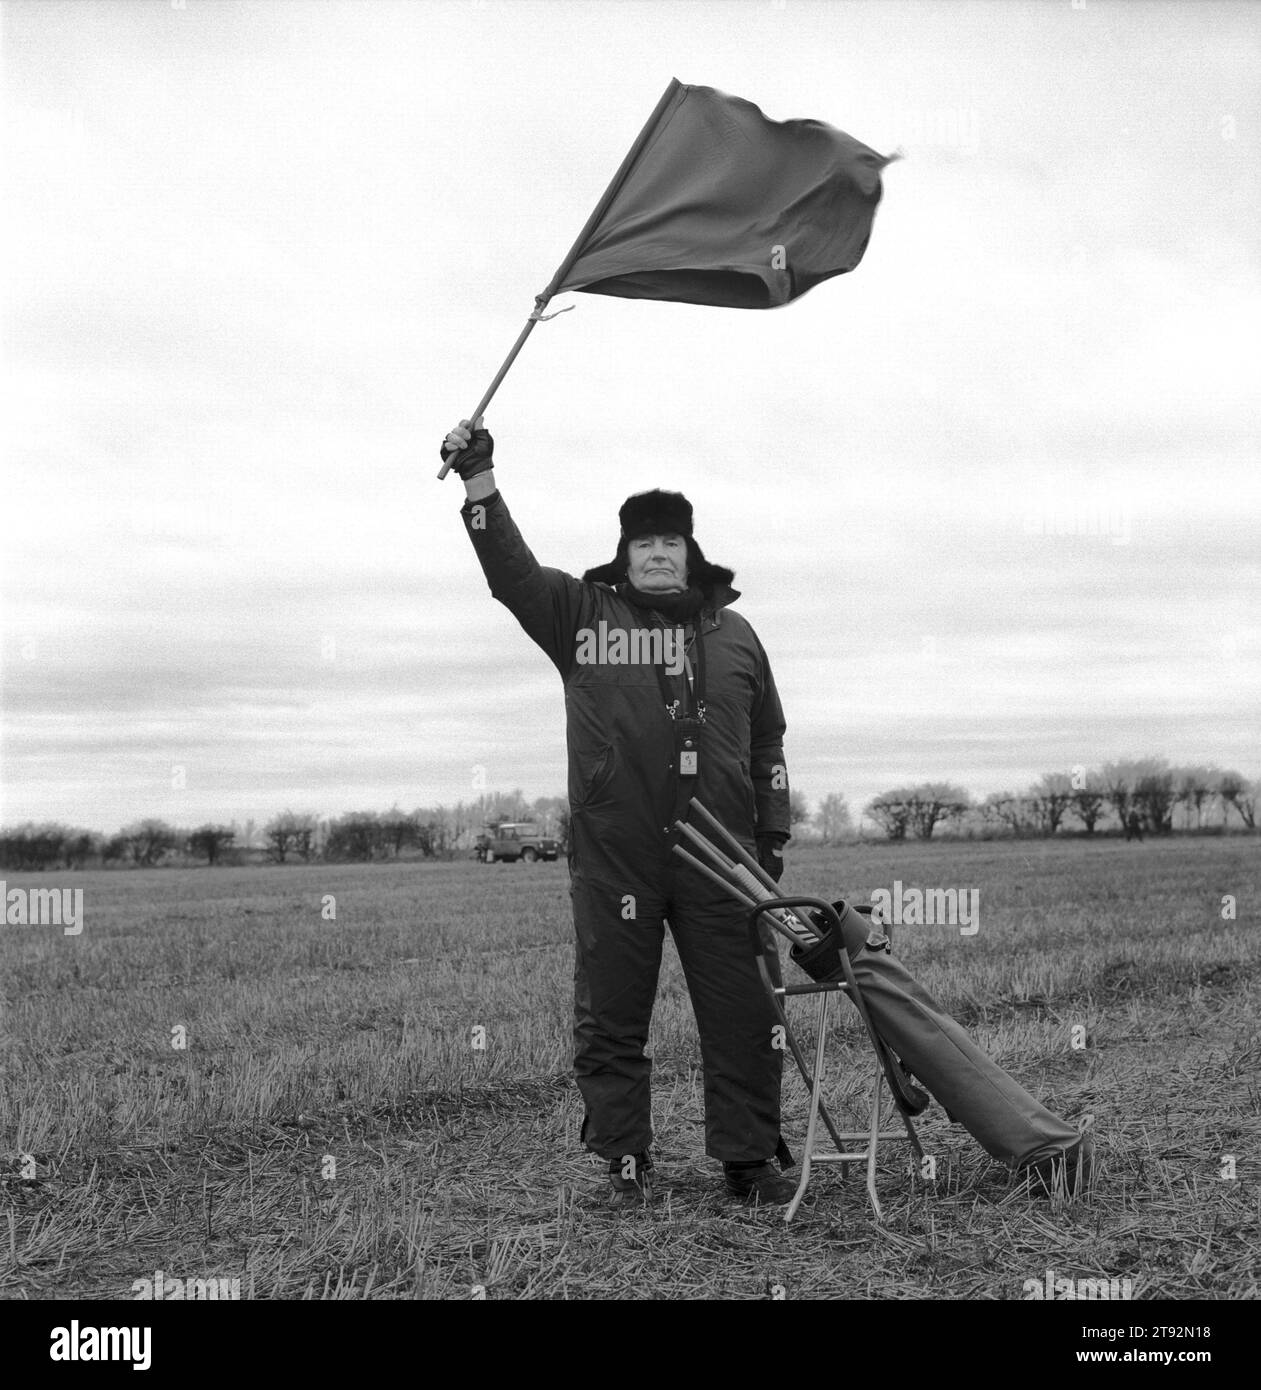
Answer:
2, 0, 1258, 1339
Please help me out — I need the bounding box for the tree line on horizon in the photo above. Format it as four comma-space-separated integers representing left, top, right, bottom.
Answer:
0, 793, 567, 872
861, 760, 1257, 841
0, 759, 1255, 871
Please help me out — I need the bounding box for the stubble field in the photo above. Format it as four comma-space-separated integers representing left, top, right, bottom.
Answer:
1, 835, 1257, 1301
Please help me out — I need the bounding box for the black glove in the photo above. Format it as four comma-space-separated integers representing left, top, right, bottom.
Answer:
756, 833, 788, 883
440, 420, 495, 479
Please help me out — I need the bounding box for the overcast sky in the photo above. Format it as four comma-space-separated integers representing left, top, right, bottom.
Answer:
2, 0, 1258, 836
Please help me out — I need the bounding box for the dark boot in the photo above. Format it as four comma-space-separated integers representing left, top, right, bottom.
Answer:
609, 1151, 653, 1203
723, 1159, 796, 1206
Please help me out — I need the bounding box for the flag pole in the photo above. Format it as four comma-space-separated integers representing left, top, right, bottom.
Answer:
438, 78, 684, 479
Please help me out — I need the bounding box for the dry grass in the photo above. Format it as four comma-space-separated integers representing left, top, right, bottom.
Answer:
1, 836, 1257, 1300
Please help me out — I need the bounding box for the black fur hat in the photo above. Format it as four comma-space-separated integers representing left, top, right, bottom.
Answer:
619, 489, 694, 541
582, 489, 735, 589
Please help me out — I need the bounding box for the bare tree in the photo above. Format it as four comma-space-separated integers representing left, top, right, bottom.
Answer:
102, 833, 131, 866
0, 822, 70, 870
264, 810, 318, 863
472, 790, 532, 832
1069, 774, 1107, 835
982, 792, 1039, 837
1218, 771, 1258, 830
1100, 761, 1135, 827
446, 801, 473, 853
1175, 765, 1218, 830
261, 811, 318, 861
1132, 760, 1176, 834
530, 795, 568, 837
379, 808, 421, 857
264, 813, 296, 863
325, 811, 385, 862
1030, 773, 1074, 836
866, 790, 912, 841
61, 830, 100, 869
412, 807, 442, 857
416, 801, 472, 857
294, 817, 319, 861
121, 819, 179, 867
813, 792, 852, 844
188, 824, 236, 866
904, 783, 970, 840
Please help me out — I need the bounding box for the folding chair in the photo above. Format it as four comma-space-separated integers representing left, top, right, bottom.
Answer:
672, 799, 927, 1222
745, 896, 925, 1222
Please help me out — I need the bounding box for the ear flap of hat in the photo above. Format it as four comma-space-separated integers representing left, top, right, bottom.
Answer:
582, 538, 631, 586
582, 560, 629, 585
686, 538, 735, 589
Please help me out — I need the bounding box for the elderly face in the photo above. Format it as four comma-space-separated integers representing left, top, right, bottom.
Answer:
627, 533, 689, 593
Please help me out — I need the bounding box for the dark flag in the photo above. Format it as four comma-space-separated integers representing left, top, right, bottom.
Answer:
552, 78, 895, 310
439, 79, 894, 476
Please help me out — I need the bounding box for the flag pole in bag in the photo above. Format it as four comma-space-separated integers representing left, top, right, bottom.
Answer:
437, 79, 684, 479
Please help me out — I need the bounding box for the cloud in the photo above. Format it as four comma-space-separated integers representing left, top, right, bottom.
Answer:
3, 0, 1258, 833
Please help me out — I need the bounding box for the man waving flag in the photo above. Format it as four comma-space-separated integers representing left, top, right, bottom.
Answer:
438, 79, 895, 477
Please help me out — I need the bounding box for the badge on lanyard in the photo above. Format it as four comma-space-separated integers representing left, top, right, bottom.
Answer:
661, 625, 706, 778
675, 716, 702, 777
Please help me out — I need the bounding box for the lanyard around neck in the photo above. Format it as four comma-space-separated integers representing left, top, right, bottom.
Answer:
654, 620, 706, 723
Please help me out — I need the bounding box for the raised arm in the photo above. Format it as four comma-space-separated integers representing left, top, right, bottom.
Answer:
441, 418, 589, 673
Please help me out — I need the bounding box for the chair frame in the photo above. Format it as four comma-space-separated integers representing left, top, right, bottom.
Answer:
747, 896, 925, 1222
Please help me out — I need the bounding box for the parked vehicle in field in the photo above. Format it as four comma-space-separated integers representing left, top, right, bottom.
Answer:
473, 822, 560, 863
